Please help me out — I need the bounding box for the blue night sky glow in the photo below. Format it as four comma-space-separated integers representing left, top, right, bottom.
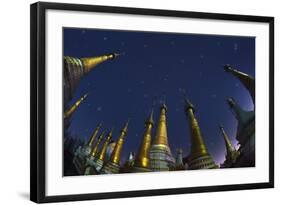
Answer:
64, 28, 255, 165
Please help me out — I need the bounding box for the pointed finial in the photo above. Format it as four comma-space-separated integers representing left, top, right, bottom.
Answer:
184, 97, 195, 112
99, 130, 106, 139
160, 102, 168, 113
107, 53, 120, 60
224, 64, 233, 72
64, 93, 88, 119
226, 97, 235, 108
122, 119, 130, 133
146, 109, 154, 125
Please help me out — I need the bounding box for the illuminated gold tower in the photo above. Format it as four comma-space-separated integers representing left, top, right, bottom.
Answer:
224, 64, 255, 103
87, 123, 102, 148
64, 53, 119, 104
219, 125, 240, 168
131, 110, 154, 172
84, 129, 114, 175
149, 104, 175, 171
64, 93, 88, 119
91, 130, 106, 157
100, 121, 129, 174
184, 98, 218, 169
97, 129, 114, 162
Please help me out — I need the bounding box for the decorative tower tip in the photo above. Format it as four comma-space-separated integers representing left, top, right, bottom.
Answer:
64, 93, 88, 119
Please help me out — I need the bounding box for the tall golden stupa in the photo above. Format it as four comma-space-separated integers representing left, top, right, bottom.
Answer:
100, 121, 129, 174
130, 110, 154, 172
64, 53, 119, 105
149, 104, 175, 171
184, 98, 218, 169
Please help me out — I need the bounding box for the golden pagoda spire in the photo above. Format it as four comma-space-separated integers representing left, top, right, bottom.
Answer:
110, 120, 129, 165
219, 125, 234, 155
184, 98, 208, 159
81, 53, 119, 74
153, 104, 169, 146
87, 123, 102, 147
97, 128, 114, 161
134, 109, 154, 168
64, 53, 120, 105
224, 64, 255, 102
64, 93, 88, 119
91, 130, 106, 157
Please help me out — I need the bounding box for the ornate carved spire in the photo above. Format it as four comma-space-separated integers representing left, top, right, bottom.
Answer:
184, 98, 218, 169
64, 93, 88, 119
97, 129, 114, 161
219, 124, 240, 168
153, 104, 169, 146
184, 98, 208, 159
219, 125, 234, 155
224, 64, 255, 103
64, 53, 119, 104
81, 53, 119, 74
134, 109, 154, 169
109, 120, 129, 165
91, 130, 106, 157
87, 123, 102, 147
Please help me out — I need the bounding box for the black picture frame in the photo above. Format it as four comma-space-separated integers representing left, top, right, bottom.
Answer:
30, 2, 274, 203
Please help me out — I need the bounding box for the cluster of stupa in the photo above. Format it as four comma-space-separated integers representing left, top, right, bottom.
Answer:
63, 52, 255, 176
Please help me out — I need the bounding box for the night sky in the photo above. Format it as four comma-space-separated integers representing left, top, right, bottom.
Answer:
64, 28, 255, 165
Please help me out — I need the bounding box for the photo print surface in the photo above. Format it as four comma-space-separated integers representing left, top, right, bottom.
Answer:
63, 28, 255, 176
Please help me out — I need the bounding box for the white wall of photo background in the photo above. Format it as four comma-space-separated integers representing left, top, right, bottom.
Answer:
0, 0, 280, 205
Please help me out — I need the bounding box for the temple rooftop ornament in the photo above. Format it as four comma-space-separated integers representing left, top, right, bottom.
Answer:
100, 120, 129, 174
224, 64, 255, 103
219, 125, 240, 168
64, 53, 120, 105
149, 104, 175, 171
64, 93, 88, 119
131, 109, 154, 172
184, 97, 218, 169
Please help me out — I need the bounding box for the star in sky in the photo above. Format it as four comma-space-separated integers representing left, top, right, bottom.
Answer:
103, 37, 108, 41
97, 106, 102, 112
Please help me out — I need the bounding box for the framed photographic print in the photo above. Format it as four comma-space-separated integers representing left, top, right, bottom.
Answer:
30, 2, 274, 203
